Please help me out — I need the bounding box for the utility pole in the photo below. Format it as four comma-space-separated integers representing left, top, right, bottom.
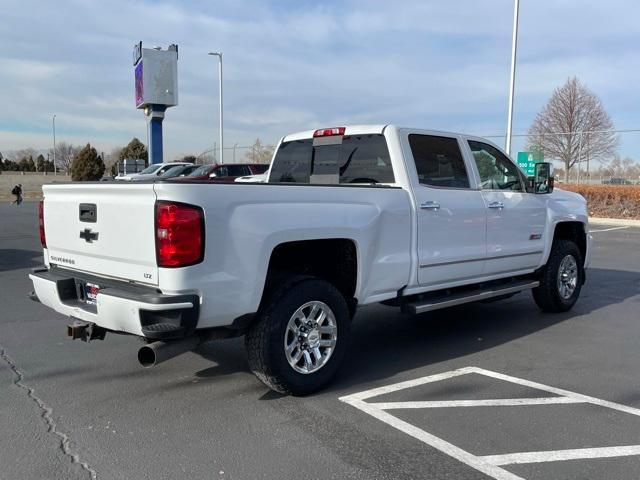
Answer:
208, 52, 224, 164
52, 114, 57, 175
505, 0, 520, 156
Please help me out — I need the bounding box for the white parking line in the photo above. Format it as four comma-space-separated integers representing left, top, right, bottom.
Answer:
370, 397, 584, 410
590, 226, 629, 233
340, 367, 640, 480
481, 445, 640, 466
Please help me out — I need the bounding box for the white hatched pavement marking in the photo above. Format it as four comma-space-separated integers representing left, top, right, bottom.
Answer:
370, 397, 585, 410
339, 367, 640, 479
481, 446, 640, 466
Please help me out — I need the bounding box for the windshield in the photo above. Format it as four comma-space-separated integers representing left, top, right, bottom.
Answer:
160, 166, 184, 177
138, 164, 162, 175
189, 165, 216, 177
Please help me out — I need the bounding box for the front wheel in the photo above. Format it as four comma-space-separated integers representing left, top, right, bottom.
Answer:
533, 239, 584, 312
245, 277, 350, 396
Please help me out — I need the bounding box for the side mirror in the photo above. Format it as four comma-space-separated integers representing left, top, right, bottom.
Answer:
533, 162, 554, 194
209, 172, 217, 178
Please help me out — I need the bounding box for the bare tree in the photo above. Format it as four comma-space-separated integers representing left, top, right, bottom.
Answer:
527, 77, 618, 182
50, 142, 80, 173
245, 138, 275, 164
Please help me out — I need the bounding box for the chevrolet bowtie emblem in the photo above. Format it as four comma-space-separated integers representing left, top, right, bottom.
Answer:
79, 228, 99, 243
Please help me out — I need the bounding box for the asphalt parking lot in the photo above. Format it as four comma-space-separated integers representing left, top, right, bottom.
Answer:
2, 202, 640, 480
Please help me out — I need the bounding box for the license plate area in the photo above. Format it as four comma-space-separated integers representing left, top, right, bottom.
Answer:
75, 280, 101, 306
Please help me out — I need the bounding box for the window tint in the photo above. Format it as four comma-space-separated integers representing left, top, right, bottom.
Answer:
268, 134, 394, 184
409, 135, 470, 188
340, 135, 394, 184
269, 140, 313, 183
252, 164, 269, 174
468, 140, 523, 191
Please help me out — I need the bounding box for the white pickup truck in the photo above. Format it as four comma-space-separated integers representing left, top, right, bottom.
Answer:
30, 125, 591, 395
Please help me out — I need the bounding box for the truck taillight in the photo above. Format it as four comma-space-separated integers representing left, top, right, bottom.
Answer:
155, 201, 205, 268
38, 200, 46, 248
313, 127, 345, 137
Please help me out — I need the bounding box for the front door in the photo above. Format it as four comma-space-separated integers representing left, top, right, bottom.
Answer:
407, 134, 487, 287
466, 139, 547, 274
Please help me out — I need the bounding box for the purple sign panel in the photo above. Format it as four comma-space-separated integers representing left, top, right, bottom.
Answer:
135, 61, 144, 107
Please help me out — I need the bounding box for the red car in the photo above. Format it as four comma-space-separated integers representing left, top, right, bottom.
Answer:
184, 163, 269, 183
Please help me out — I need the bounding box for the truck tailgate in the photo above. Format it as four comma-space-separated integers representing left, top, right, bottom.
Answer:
42, 182, 159, 285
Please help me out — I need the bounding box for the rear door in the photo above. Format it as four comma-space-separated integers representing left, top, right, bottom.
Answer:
43, 183, 159, 285
465, 139, 547, 274
403, 133, 487, 287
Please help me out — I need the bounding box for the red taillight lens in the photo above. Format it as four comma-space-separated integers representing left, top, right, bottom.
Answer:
38, 200, 46, 248
313, 127, 345, 137
155, 201, 204, 268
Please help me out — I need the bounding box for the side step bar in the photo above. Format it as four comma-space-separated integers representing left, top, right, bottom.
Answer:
402, 280, 540, 315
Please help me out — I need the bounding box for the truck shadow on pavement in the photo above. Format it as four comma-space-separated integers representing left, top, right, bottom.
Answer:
167, 267, 640, 395
0, 249, 43, 272
331, 267, 639, 393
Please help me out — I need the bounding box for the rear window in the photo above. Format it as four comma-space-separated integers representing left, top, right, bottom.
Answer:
269, 134, 394, 184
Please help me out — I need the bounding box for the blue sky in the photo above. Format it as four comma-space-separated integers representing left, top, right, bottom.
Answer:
1, 0, 639, 161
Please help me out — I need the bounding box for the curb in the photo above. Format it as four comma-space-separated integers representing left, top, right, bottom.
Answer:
589, 217, 640, 227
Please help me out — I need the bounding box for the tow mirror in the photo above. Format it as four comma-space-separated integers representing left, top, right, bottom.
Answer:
533, 162, 554, 194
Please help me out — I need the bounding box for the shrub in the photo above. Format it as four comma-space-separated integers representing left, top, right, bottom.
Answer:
559, 184, 640, 219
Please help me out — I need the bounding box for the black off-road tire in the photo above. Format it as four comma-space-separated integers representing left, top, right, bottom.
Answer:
245, 276, 350, 396
533, 239, 584, 312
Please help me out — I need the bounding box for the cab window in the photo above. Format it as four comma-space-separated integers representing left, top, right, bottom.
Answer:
409, 134, 470, 189
468, 140, 523, 191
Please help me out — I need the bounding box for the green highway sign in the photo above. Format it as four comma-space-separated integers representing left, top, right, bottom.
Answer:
517, 151, 543, 176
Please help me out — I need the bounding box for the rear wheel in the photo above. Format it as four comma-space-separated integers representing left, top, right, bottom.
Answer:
533, 239, 583, 312
245, 277, 350, 395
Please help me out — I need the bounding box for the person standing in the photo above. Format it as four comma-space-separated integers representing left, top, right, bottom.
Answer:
11, 184, 23, 205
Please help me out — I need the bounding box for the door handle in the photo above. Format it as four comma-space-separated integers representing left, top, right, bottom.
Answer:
420, 201, 441, 210
488, 201, 504, 209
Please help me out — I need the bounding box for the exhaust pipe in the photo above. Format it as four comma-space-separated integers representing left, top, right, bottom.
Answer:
138, 336, 202, 368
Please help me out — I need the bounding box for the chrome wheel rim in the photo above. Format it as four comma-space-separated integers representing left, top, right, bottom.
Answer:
557, 255, 578, 299
284, 301, 337, 374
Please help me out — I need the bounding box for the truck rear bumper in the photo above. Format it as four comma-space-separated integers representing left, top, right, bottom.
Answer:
29, 267, 199, 339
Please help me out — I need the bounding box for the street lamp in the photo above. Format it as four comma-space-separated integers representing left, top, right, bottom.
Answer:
233, 142, 238, 162
208, 52, 224, 164
505, 0, 520, 156
52, 114, 57, 175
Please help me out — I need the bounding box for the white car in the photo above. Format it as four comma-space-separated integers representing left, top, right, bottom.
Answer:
115, 162, 193, 181
30, 125, 591, 395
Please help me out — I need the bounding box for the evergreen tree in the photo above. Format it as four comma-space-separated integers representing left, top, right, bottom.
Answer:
119, 138, 148, 161
70, 144, 105, 181
36, 154, 46, 172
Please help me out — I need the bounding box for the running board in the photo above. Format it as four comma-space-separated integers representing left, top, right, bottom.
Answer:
402, 280, 540, 315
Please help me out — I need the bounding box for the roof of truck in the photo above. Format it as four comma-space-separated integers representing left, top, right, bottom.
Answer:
282, 125, 388, 142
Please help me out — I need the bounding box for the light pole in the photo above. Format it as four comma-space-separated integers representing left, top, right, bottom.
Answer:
505, 0, 520, 156
233, 142, 238, 162
52, 114, 57, 175
208, 52, 224, 164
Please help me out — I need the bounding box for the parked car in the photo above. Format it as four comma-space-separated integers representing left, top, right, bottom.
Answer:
30, 125, 591, 395
185, 163, 269, 182
157, 164, 200, 180
602, 178, 633, 185
118, 162, 194, 181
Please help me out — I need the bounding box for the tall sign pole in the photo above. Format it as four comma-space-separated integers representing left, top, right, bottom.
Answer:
505, 0, 520, 156
134, 42, 179, 164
